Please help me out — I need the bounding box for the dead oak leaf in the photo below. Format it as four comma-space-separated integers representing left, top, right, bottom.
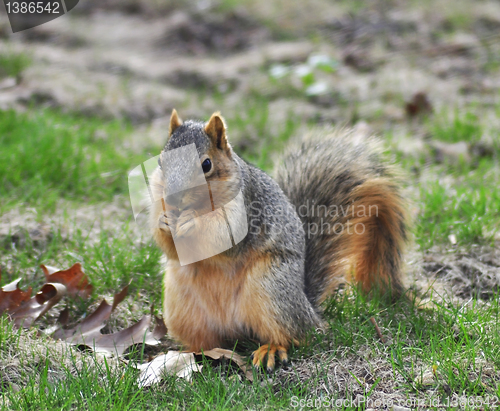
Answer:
9, 283, 66, 328
41, 263, 93, 299
52, 286, 167, 356
68, 314, 166, 356
0, 277, 32, 315
53, 285, 128, 342
405, 91, 433, 117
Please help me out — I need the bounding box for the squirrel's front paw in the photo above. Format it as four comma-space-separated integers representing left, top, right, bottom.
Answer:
174, 210, 198, 238
158, 214, 171, 234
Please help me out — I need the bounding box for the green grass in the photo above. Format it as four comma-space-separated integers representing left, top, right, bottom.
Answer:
226, 97, 301, 171
390, 108, 500, 248
430, 111, 482, 144
1, 289, 499, 410
0, 99, 300, 212
0, 220, 164, 313
415, 161, 500, 248
0, 107, 167, 315
1, 101, 500, 409
0, 109, 151, 211
323, 291, 500, 402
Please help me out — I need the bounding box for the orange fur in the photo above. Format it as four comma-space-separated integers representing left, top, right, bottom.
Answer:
318, 177, 407, 302
162, 251, 290, 351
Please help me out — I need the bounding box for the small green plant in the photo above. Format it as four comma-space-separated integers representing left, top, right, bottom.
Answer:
0, 51, 32, 81
269, 53, 338, 98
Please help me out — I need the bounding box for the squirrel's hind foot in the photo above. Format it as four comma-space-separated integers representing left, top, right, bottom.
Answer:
251, 344, 288, 373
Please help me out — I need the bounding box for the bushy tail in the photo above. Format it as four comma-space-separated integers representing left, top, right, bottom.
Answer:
275, 129, 409, 307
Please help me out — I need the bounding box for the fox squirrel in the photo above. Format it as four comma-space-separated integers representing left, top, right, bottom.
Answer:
150, 109, 408, 372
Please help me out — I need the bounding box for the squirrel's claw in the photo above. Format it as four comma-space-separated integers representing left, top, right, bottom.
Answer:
251, 344, 288, 372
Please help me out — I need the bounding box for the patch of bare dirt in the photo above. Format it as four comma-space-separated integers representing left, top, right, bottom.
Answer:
159, 10, 270, 55
404, 243, 500, 307
280, 342, 499, 406
421, 246, 500, 300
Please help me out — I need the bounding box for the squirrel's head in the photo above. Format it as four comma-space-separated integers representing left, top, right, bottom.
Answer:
159, 109, 241, 211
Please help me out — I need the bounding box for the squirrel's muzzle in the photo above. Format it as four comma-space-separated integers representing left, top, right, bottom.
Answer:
160, 144, 207, 209
165, 191, 184, 209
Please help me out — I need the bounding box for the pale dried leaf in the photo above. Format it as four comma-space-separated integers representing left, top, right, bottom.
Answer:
137, 351, 202, 387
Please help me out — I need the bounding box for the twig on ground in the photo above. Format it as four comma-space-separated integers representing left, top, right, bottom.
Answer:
369, 317, 386, 343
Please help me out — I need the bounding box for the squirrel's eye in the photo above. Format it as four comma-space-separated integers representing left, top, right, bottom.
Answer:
202, 158, 212, 173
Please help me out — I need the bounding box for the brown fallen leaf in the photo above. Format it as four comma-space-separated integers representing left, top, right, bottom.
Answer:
136, 351, 202, 387
52, 286, 166, 356
369, 317, 386, 344
73, 314, 166, 356
343, 46, 376, 72
53, 285, 128, 342
3, 266, 167, 359
41, 263, 93, 299
405, 92, 433, 117
57, 307, 70, 326
148, 314, 169, 342
9, 283, 66, 328
42, 307, 70, 336
0, 277, 32, 315
197, 348, 254, 381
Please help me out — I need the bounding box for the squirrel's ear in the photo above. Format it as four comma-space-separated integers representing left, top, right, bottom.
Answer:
169, 109, 183, 137
205, 112, 229, 151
